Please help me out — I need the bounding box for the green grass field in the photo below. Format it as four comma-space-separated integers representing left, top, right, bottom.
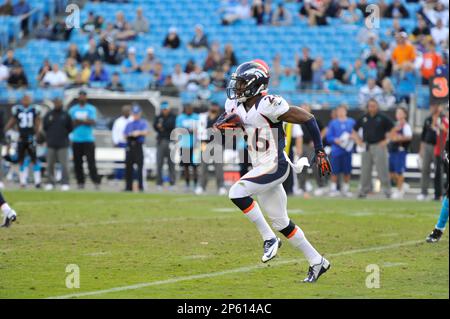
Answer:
0, 191, 448, 299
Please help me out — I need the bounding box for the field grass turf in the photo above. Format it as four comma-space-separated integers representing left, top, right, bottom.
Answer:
0, 190, 448, 299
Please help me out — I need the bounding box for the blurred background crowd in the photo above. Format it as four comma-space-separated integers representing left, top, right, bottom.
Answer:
0, 0, 448, 200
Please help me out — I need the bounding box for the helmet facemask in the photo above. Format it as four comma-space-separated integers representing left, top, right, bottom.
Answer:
227, 74, 267, 103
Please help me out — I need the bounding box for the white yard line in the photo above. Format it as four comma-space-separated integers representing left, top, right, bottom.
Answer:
47, 239, 424, 299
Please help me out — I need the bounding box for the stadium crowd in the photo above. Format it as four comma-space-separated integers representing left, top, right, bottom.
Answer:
0, 0, 449, 199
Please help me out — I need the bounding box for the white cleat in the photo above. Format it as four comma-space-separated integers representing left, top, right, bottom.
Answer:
303, 257, 331, 283
218, 187, 227, 196
195, 186, 204, 195
1, 210, 17, 228
417, 194, 428, 201
61, 184, 70, 192
261, 237, 282, 263
45, 184, 54, 191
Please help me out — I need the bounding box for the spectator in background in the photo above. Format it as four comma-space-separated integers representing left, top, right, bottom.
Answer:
80, 60, 92, 84
140, 47, 158, 73
223, 44, 238, 67
83, 39, 103, 65
148, 62, 166, 90
221, 0, 251, 25
114, 11, 127, 31
82, 11, 96, 33
176, 104, 200, 192
184, 59, 196, 74
271, 2, 292, 26
37, 59, 52, 83
111, 105, 131, 181
388, 106, 413, 199
431, 18, 449, 47
271, 54, 283, 87
43, 98, 73, 192
312, 56, 325, 90
132, 6, 149, 34
121, 47, 141, 73
300, 0, 328, 26
67, 43, 82, 63
154, 101, 176, 190
297, 47, 314, 90
380, 77, 397, 110
203, 43, 223, 72
251, 0, 265, 25
52, 17, 73, 41
326, 104, 355, 197
124, 105, 149, 192
384, 0, 409, 19
345, 59, 368, 87
90, 60, 109, 83
323, 70, 343, 92
0, 106, 4, 189
210, 69, 227, 91
171, 63, 189, 91
163, 27, 181, 49
116, 22, 137, 41
331, 59, 346, 83
421, 41, 443, 85
160, 75, 179, 97
340, 0, 363, 24
35, 15, 54, 40
188, 24, 209, 49
42, 63, 68, 87
187, 65, 208, 91
411, 16, 431, 43
278, 67, 298, 91
391, 32, 416, 71
106, 72, 125, 92
353, 98, 394, 198
69, 90, 101, 190
359, 78, 383, 107
196, 103, 226, 195
0, 63, 9, 82
394, 62, 417, 105
3, 49, 21, 68
386, 18, 406, 38
418, 104, 448, 201
103, 41, 123, 65
64, 58, 78, 82
13, 0, 30, 35
0, 0, 13, 15
7, 65, 28, 89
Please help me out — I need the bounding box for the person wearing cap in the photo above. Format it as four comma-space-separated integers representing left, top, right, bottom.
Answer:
121, 47, 141, 74
153, 102, 176, 189
69, 90, 101, 190
163, 27, 181, 49
326, 103, 356, 197
188, 24, 209, 49
43, 98, 73, 191
391, 32, 416, 71
140, 47, 158, 73
124, 105, 149, 192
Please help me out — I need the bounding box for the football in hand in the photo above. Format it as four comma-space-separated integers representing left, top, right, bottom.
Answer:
214, 113, 244, 130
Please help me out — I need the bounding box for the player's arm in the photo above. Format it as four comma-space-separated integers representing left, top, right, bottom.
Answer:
278, 107, 331, 176
4, 116, 17, 133
34, 115, 41, 135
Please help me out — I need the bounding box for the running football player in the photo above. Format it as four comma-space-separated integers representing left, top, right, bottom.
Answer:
215, 60, 332, 283
426, 138, 449, 243
4, 94, 42, 188
0, 192, 17, 228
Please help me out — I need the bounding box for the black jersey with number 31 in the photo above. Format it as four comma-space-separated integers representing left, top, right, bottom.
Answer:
12, 104, 40, 140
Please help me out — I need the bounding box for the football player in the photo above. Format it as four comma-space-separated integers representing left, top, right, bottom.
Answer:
426, 137, 449, 243
4, 94, 42, 189
0, 192, 17, 228
215, 60, 332, 283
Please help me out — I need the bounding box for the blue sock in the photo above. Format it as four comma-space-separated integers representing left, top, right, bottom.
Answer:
436, 197, 449, 230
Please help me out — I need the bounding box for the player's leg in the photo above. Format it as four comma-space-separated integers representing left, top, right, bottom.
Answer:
17, 142, 28, 187
257, 184, 330, 282
359, 149, 373, 197
329, 152, 341, 197
72, 143, 85, 188
342, 152, 352, 197
427, 196, 449, 243
0, 192, 17, 228
28, 144, 41, 189
228, 164, 290, 262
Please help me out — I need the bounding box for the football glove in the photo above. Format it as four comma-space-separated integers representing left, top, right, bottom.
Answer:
315, 149, 332, 177
214, 112, 244, 131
